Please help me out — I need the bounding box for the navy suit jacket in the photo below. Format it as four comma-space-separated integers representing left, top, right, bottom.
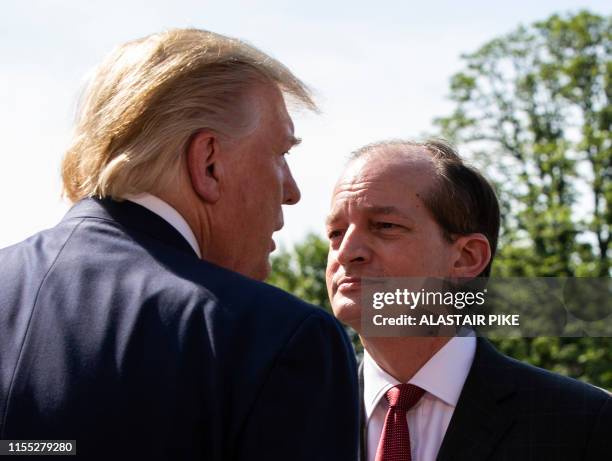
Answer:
358, 338, 611, 460
0, 198, 359, 460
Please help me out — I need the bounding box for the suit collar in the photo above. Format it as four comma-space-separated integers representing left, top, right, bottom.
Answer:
362, 335, 476, 419
124, 193, 201, 258
436, 337, 518, 461
359, 338, 518, 461
358, 360, 366, 461
63, 197, 198, 258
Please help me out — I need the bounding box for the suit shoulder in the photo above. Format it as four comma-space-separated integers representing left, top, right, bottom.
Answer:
193, 256, 322, 306
488, 343, 611, 407
164, 254, 335, 324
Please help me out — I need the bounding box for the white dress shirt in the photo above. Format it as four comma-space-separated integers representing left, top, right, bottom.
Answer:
124, 193, 202, 258
364, 335, 476, 461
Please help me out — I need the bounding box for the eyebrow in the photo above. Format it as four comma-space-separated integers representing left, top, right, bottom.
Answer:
325, 205, 414, 227
365, 205, 416, 223
362, 205, 404, 215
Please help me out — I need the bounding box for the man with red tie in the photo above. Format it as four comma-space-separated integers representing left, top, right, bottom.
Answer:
325, 139, 611, 460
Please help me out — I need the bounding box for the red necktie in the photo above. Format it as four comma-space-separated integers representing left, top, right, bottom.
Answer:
375, 384, 425, 461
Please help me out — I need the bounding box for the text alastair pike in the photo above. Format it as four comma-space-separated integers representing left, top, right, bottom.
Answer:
371, 313, 520, 327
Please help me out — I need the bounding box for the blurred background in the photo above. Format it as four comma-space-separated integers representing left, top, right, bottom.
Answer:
2, 1, 610, 389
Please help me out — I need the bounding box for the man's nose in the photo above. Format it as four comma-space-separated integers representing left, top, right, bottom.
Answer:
336, 226, 370, 266
283, 164, 301, 205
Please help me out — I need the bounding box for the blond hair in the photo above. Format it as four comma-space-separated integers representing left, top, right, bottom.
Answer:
61, 28, 316, 202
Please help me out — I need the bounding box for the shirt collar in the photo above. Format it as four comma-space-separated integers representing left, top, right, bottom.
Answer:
363, 334, 476, 418
123, 193, 202, 258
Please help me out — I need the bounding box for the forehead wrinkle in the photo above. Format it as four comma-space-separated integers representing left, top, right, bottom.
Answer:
330, 167, 427, 225
362, 205, 403, 215
326, 189, 366, 227
339, 154, 436, 201
328, 190, 417, 224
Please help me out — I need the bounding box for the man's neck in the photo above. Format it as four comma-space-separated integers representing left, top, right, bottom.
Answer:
157, 189, 212, 260
361, 336, 451, 383
125, 193, 203, 258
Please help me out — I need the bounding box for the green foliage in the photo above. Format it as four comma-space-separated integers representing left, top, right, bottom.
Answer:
433, 10, 611, 389
491, 338, 612, 390
435, 10, 611, 277
268, 233, 331, 310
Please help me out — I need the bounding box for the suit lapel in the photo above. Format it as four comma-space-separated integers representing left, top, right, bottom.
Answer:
436, 338, 517, 461
358, 360, 366, 461
63, 197, 198, 257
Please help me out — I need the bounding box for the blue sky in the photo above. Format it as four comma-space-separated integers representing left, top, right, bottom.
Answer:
1, 0, 609, 250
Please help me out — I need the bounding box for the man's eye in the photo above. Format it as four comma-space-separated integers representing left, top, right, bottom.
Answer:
373, 222, 398, 230
328, 229, 343, 239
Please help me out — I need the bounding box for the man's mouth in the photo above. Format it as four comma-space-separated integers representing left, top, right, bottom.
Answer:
335, 275, 387, 293
270, 221, 283, 253
337, 276, 362, 293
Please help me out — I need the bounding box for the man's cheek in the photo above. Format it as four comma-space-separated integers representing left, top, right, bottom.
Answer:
325, 262, 335, 281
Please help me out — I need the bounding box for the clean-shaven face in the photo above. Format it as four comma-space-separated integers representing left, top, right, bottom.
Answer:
210, 83, 301, 281
325, 149, 454, 331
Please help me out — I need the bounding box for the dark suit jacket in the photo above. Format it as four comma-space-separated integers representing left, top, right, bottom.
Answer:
359, 338, 611, 460
0, 198, 359, 460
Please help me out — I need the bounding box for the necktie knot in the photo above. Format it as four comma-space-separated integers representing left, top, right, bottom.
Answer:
385, 384, 425, 411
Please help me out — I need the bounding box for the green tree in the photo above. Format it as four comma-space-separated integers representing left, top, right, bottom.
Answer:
433, 10, 611, 389
435, 10, 611, 277
268, 233, 330, 309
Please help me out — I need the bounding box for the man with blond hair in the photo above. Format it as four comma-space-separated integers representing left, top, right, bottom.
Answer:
0, 29, 358, 460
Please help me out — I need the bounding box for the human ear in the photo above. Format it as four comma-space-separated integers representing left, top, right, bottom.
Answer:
450, 233, 491, 279
186, 130, 222, 203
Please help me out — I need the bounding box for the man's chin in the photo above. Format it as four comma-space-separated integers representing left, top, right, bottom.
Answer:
331, 298, 362, 330
255, 258, 272, 282
253, 266, 269, 282
233, 257, 271, 282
